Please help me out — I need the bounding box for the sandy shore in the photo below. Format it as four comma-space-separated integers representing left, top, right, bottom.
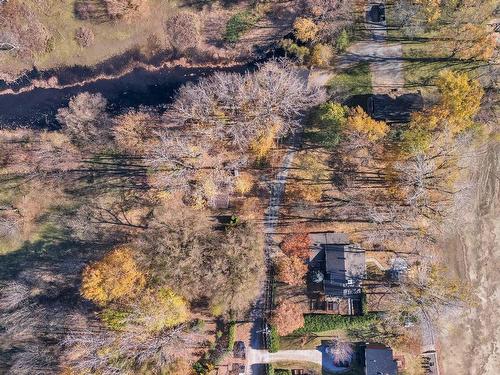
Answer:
438, 141, 500, 374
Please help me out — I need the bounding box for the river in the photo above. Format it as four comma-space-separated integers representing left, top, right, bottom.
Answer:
438, 140, 500, 375
0, 63, 256, 128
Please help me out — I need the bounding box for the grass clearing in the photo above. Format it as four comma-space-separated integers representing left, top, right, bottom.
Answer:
0, 0, 178, 77
328, 62, 372, 100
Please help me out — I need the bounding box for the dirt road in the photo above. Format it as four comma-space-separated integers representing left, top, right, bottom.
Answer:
438, 141, 500, 374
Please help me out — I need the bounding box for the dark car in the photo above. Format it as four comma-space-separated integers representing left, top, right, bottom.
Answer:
233, 341, 246, 359
379, 4, 386, 22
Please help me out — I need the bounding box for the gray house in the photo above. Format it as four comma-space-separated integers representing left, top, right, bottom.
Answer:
363, 343, 398, 375
308, 232, 365, 314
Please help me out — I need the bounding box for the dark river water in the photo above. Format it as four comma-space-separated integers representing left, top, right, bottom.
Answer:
0, 63, 254, 128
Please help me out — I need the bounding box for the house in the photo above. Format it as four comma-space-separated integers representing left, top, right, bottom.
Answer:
363, 343, 398, 375
308, 232, 366, 314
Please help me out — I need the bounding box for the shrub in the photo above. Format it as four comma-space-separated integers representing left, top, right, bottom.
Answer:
292, 313, 379, 334
309, 43, 333, 67
266, 364, 275, 375
225, 11, 257, 42
227, 321, 236, 351
100, 308, 129, 331
269, 324, 280, 353
165, 12, 202, 55
275, 370, 292, 375
281, 39, 310, 64
75, 26, 95, 48
336, 29, 349, 52
361, 290, 368, 315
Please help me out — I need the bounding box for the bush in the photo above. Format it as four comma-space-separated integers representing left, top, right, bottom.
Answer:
266, 364, 275, 375
275, 370, 292, 375
309, 43, 333, 67
292, 313, 379, 334
336, 29, 349, 52
225, 11, 257, 42
269, 324, 280, 352
100, 308, 129, 331
227, 321, 236, 351
281, 39, 310, 64
75, 26, 95, 47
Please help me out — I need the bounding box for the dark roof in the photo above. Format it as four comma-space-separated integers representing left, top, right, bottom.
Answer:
308, 232, 365, 298
365, 344, 398, 375
367, 93, 424, 123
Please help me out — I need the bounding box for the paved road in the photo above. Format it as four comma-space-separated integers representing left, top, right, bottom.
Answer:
247, 348, 347, 373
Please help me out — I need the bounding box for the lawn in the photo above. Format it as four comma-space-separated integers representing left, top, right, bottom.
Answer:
328, 62, 372, 100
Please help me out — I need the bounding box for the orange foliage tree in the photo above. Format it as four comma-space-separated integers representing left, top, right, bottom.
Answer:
275, 255, 308, 286
81, 246, 146, 306
271, 300, 305, 336
280, 233, 311, 259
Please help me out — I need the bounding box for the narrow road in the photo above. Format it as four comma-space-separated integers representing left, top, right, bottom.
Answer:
337, 1, 404, 94
247, 348, 347, 373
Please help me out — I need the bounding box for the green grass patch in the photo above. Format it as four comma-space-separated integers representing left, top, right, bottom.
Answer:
328, 62, 372, 99
401, 40, 483, 93
225, 11, 258, 43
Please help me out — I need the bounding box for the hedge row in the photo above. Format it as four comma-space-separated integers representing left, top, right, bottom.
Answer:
227, 321, 236, 351
292, 313, 379, 334
269, 324, 280, 353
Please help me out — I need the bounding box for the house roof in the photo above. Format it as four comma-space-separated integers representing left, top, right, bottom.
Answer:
365, 344, 398, 375
308, 232, 365, 298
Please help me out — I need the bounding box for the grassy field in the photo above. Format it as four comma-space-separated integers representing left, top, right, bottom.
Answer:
384, 1, 485, 97
0, 0, 178, 77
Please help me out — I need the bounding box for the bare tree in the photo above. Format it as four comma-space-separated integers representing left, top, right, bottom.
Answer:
165, 11, 202, 56
56, 92, 110, 148
167, 59, 324, 150
326, 339, 354, 365
0, 281, 30, 311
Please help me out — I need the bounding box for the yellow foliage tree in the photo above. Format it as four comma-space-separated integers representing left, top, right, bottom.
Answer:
293, 17, 318, 42
134, 288, 189, 332
416, 0, 442, 23
346, 106, 389, 142
436, 70, 484, 130
250, 124, 280, 160
234, 172, 255, 195
81, 246, 146, 306
309, 43, 333, 67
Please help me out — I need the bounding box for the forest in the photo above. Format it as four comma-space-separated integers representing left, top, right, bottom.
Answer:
0, 0, 498, 374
